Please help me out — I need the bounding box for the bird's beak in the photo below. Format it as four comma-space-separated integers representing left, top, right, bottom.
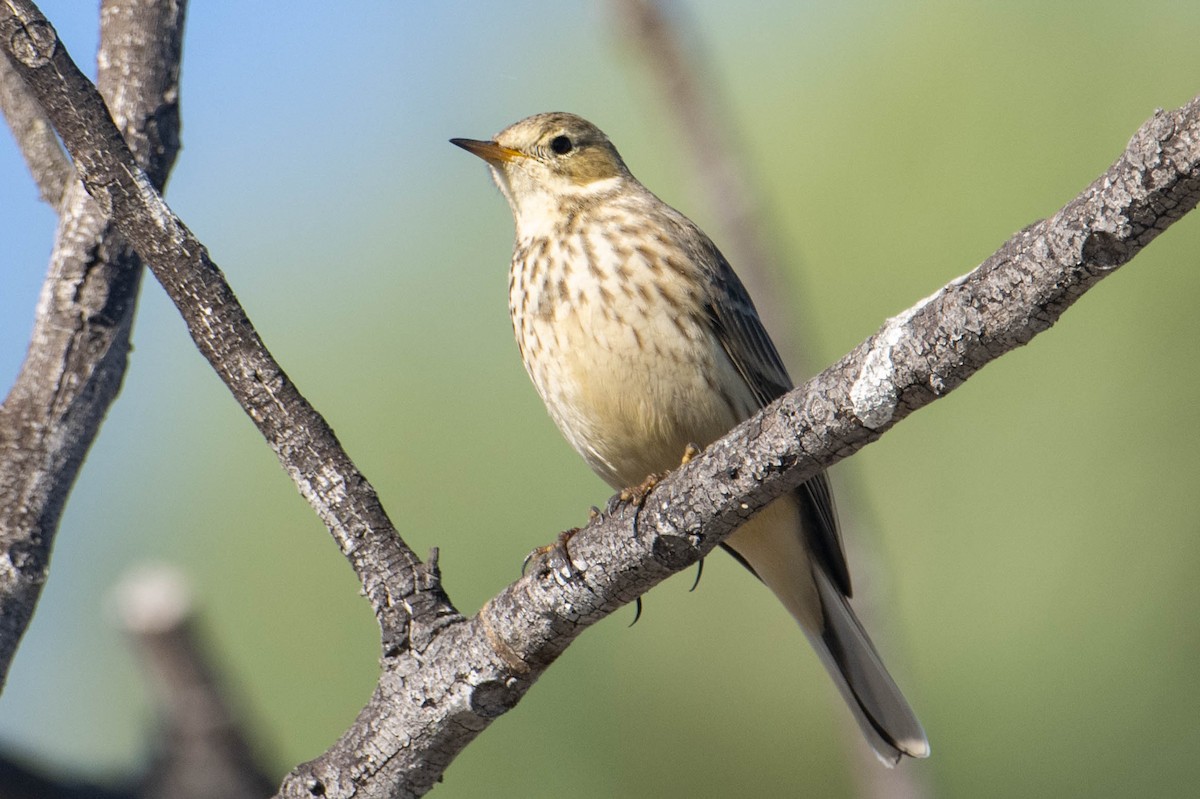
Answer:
450, 138, 523, 166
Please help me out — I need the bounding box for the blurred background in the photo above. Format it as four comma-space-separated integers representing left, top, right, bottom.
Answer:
2, 1, 1199, 797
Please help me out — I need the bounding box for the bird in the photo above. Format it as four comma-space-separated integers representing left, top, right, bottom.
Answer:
451, 112, 928, 765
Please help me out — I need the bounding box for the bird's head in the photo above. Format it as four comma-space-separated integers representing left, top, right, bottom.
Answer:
452, 112, 632, 228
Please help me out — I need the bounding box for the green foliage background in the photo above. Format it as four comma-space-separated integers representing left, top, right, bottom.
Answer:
1, 2, 1198, 797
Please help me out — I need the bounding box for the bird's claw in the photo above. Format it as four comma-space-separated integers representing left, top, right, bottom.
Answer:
619, 472, 664, 508
616, 445, 701, 509
522, 527, 583, 583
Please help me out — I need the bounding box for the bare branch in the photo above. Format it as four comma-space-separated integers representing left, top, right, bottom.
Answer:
0, 0, 185, 690
0, 46, 69, 204
116, 566, 275, 799
0, 562, 274, 799
97, 0, 185, 189
0, 0, 435, 652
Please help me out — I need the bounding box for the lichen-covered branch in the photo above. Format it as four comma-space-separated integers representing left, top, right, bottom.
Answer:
0, 0, 185, 691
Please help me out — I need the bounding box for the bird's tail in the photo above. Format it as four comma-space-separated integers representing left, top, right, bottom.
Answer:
806, 565, 929, 764
724, 500, 929, 765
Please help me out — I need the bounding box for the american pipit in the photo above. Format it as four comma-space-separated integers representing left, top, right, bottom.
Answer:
452, 112, 928, 764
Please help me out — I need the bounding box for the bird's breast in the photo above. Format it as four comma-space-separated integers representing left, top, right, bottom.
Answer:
509, 228, 753, 488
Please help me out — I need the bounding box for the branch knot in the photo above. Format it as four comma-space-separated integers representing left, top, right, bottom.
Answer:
8, 19, 56, 68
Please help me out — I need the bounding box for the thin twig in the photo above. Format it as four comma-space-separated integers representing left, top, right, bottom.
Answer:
609, 7, 934, 790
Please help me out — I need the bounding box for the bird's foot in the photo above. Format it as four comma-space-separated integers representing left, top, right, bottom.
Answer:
618, 472, 664, 508
616, 444, 702, 508
522, 527, 582, 582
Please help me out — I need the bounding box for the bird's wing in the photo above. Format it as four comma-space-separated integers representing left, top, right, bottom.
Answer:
702, 243, 853, 597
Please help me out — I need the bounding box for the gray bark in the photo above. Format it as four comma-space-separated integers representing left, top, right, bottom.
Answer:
0, 40, 69, 204
0, 0, 184, 692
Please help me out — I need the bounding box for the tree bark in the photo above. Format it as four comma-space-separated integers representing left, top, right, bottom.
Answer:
0, 39, 69, 204
0, 0, 185, 691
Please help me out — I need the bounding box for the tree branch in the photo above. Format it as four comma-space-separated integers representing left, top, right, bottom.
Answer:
0, 33, 69, 205
2, 1, 1196, 794
0, 0, 185, 691
0, 0, 436, 655
0, 563, 274, 799
115, 566, 275, 799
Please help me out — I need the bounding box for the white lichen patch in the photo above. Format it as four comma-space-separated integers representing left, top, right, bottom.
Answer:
849, 278, 961, 429
849, 320, 904, 430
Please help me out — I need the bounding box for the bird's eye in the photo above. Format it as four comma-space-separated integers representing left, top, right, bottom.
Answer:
549, 135, 573, 155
